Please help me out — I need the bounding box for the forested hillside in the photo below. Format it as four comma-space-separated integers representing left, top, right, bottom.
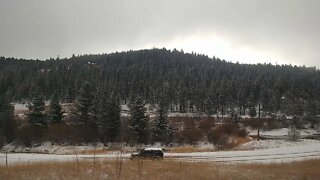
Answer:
0, 48, 319, 115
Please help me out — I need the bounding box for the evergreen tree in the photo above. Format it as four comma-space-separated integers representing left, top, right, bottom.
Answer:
129, 95, 149, 144
304, 100, 319, 128
87, 88, 101, 138
0, 95, 14, 143
64, 87, 74, 103
230, 108, 240, 123
27, 89, 46, 127
290, 116, 303, 129
203, 97, 214, 116
75, 82, 93, 126
106, 93, 121, 141
95, 91, 121, 142
288, 122, 301, 141
0, 48, 319, 118
89, 89, 101, 126
249, 106, 257, 118
248, 91, 256, 118
153, 101, 171, 143
48, 92, 63, 124
96, 91, 109, 142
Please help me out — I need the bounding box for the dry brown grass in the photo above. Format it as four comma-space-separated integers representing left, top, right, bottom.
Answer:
82, 146, 127, 155
81, 148, 110, 155
168, 146, 215, 153
217, 136, 252, 151
1, 158, 320, 180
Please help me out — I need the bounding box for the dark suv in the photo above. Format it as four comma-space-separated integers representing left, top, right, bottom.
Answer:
130, 148, 164, 159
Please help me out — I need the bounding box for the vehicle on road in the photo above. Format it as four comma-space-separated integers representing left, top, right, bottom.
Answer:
130, 148, 164, 159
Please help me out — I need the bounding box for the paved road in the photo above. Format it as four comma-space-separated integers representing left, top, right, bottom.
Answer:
1, 142, 320, 165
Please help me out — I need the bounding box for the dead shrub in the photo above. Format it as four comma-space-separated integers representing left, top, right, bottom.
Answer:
15, 125, 44, 146
215, 134, 229, 147
198, 118, 215, 133
43, 123, 83, 143
207, 123, 248, 147
207, 128, 226, 145
242, 118, 282, 130
234, 128, 248, 137
183, 118, 197, 129
180, 128, 203, 143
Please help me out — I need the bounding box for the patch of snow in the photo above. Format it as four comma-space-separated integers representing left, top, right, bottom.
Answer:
168, 112, 209, 117
2, 139, 320, 165
0, 153, 131, 165
166, 139, 320, 163
14, 103, 28, 111
1, 141, 108, 155
239, 139, 319, 150
121, 105, 129, 111
144, 148, 163, 151
248, 128, 319, 136
263, 128, 318, 136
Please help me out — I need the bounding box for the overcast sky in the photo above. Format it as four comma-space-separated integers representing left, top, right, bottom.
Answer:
0, 0, 319, 67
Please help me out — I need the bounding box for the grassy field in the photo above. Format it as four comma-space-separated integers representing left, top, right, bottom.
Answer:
1, 158, 320, 180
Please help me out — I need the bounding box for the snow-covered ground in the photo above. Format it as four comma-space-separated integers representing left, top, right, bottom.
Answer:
14, 103, 28, 111
166, 139, 320, 163
239, 139, 319, 150
1, 139, 320, 165
0, 152, 131, 166
2, 142, 97, 155
1, 141, 137, 155
249, 128, 319, 136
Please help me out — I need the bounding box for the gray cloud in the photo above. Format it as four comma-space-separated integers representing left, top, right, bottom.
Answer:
0, 0, 319, 67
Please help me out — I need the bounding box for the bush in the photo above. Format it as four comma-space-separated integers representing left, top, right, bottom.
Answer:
290, 116, 303, 129
180, 128, 203, 143
207, 123, 248, 147
234, 128, 248, 138
215, 135, 229, 146
198, 118, 215, 133
288, 125, 300, 141
15, 125, 44, 146
183, 118, 197, 129
42, 123, 87, 143
242, 118, 282, 130
207, 128, 223, 145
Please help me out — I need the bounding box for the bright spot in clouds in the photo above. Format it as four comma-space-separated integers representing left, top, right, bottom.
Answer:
145, 31, 286, 65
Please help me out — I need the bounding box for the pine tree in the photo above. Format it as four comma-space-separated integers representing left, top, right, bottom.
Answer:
304, 100, 319, 128
48, 92, 63, 124
96, 92, 121, 143
89, 89, 101, 126
288, 124, 300, 141
96, 91, 109, 142
75, 82, 93, 126
27, 89, 46, 127
106, 94, 121, 142
153, 101, 171, 143
0, 95, 14, 143
87, 88, 101, 138
249, 106, 257, 118
129, 95, 149, 144
248, 91, 256, 118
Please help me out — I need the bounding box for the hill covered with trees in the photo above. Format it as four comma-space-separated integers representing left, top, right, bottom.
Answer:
0, 48, 319, 116
0, 48, 319, 146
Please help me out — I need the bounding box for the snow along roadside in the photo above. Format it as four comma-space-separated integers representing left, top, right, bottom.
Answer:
1, 140, 320, 165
